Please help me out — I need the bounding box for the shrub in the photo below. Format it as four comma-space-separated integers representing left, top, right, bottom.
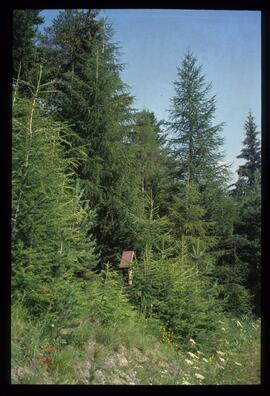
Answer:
129, 241, 222, 350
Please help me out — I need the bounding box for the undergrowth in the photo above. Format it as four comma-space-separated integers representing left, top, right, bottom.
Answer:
11, 299, 260, 385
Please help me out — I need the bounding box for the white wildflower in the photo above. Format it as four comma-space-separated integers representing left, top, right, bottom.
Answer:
182, 380, 191, 385
51, 324, 55, 328
216, 350, 225, 356
187, 352, 199, 359
218, 357, 225, 363
236, 320, 243, 328
217, 364, 224, 369
234, 361, 242, 366
195, 373, 205, 380
185, 359, 193, 365
189, 338, 196, 345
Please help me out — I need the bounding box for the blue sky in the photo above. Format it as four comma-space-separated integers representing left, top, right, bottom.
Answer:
40, 9, 261, 182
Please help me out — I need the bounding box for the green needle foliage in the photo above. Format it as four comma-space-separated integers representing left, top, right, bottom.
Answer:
168, 50, 227, 187
39, 10, 144, 265
12, 66, 97, 315
13, 10, 44, 79
130, 240, 221, 350
128, 191, 221, 349
129, 110, 167, 196
236, 110, 261, 188
233, 176, 261, 315
232, 111, 261, 314
12, 9, 260, 385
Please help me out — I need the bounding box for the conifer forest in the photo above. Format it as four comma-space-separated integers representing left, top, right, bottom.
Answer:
12, 10, 261, 384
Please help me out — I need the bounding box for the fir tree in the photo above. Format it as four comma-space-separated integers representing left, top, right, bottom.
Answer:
37, 9, 103, 80
165, 50, 251, 314
171, 181, 218, 274
236, 110, 261, 188
130, 237, 222, 348
13, 10, 44, 78
234, 167, 261, 315
166, 49, 232, 256
39, 10, 142, 265
168, 50, 227, 187
231, 111, 261, 314
130, 110, 166, 196
12, 67, 97, 314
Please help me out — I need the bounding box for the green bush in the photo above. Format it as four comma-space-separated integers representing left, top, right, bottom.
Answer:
215, 264, 251, 316
130, 241, 222, 350
85, 265, 138, 326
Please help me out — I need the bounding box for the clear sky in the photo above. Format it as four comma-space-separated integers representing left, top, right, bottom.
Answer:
39, 9, 261, 182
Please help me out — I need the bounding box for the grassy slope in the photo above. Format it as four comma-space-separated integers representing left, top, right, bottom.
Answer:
11, 302, 260, 385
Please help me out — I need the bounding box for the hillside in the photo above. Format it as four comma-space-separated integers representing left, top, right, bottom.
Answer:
12, 300, 260, 385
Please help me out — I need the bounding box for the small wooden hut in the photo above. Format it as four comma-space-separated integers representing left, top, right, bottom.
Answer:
118, 250, 136, 285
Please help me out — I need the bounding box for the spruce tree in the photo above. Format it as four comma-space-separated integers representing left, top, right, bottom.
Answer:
165, 50, 252, 314
236, 110, 261, 188
13, 10, 44, 78
168, 50, 227, 187
39, 10, 143, 265
167, 49, 231, 250
231, 111, 261, 314
234, 176, 261, 315
165, 51, 223, 270
37, 9, 103, 80
12, 67, 97, 315
130, 110, 166, 196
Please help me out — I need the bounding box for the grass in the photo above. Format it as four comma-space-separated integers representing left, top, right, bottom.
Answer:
11, 300, 261, 385
172, 315, 261, 385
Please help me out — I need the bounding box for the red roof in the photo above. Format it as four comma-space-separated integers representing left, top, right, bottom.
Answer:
119, 250, 135, 268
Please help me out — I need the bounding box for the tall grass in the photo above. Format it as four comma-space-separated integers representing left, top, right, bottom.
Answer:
12, 296, 260, 385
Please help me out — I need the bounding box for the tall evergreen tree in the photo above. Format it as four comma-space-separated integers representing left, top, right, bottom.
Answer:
168, 50, 227, 187
13, 10, 44, 78
236, 110, 261, 189
39, 10, 143, 265
234, 175, 261, 315
37, 9, 103, 81
129, 110, 167, 202
231, 111, 261, 314
12, 67, 97, 314
232, 112, 261, 314
164, 50, 252, 314
166, 49, 232, 245
166, 51, 229, 263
